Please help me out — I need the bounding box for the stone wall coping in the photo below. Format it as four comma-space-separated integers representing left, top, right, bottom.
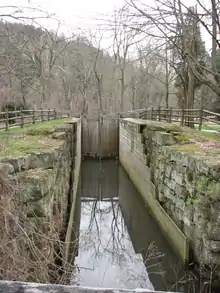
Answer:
121, 118, 147, 125
120, 119, 177, 132
0, 281, 181, 293
65, 118, 81, 124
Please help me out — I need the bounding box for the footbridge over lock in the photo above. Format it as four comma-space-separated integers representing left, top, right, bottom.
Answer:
0, 107, 220, 293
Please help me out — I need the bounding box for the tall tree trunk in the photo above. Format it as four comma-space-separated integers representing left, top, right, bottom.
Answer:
20, 81, 27, 108
211, 0, 217, 76
120, 68, 125, 112
165, 41, 169, 108
131, 76, 136, 110
187, 5, 197, 127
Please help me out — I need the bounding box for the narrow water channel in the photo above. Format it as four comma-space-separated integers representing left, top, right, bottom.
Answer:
71, 160, 193, 292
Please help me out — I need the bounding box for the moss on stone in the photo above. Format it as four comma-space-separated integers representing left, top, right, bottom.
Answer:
196, 176, 210, 193
144, 120, 182, 133
193, 175, 220, 200
174, 134, 191, 143
169, 143, 200, 152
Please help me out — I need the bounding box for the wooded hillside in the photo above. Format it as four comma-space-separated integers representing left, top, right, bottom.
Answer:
0, 18, 177, 114
1, 0, 220, 114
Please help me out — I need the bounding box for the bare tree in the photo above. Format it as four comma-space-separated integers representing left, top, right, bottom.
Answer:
124, 0, 220, 112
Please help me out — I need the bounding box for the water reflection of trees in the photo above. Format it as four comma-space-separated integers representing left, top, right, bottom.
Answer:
75, 194, 154, 289
80, 196, 127, 264
72, 161, 201, 292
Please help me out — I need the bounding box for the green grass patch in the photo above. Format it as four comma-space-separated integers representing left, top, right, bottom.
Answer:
0, 118, 71, 135
194, 123, 220, 131
198, 131, 220, 142
174, 134, 191, 142
180, 126, 220, 143
0, 135, 52, 157
0, 118, 71, 157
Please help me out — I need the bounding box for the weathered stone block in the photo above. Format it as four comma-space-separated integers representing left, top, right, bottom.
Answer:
152, 132, 176, 146
158, 192, 165, 202
208, 222, 220, 240
183, 223, 194, 239
203, 236, 220, 253
28, 151, 59, 169
175, 198, 186, 211
1, 156, 30, 172
171, 169, 184, 185
183, 216, 191, 227
0, 162, 14, 174
194, 202, 209, 220
195, 216, 207, 232
52, 132, 66, 139
163, 186, 174, 199
54, 124, 72, 132
174, 183, 187, 199
20, 169, 56, 203
202, 249, 220, 266
27, 194, 54, 218
164, 178, 176, 191
164, 164, 173, 178
210, 201, 220, 222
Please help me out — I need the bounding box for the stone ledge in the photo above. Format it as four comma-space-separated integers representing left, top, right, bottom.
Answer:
0, 281, 180, 293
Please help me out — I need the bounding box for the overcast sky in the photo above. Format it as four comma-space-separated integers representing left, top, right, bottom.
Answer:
0, 0, 212, 51
1, 0, 124, 33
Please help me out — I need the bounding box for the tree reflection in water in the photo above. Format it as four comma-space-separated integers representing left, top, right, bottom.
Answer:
75, 197, 155, 289
71, 161, 189, 292
73, 160, 155, 289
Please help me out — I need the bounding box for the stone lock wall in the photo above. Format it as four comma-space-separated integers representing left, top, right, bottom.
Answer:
0, 119, 81, 282
119, 118, 220, 279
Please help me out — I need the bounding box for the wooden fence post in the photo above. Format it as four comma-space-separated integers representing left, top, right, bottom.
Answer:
199, 108, 203, 131
151, 107, 154, 120
169, 107, 172, 123
5, 109, 9, 131
41, 108, 44, 122
32, 108, 35, 124
181, 108, 184, 126
48, 109, 50, 121
54, 108, 57, 120
145, 109, 148, 120
158, 106, 161, 121
21, 110, 24, 128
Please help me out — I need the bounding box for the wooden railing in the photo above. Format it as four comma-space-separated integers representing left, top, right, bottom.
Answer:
1, 107, 220, 132
0, 108, 66, 131
201, 110, 220, 130
119, 107, 220, 132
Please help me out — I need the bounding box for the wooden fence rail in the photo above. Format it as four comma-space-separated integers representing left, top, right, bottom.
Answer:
1, 106, 220, 133
0, 108, 60, 131
122, 107, 220, 132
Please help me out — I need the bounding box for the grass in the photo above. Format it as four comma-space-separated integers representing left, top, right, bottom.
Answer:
167, 124, 220, 155
177, 125, 220, 142
0, 118, 72, 135
197, 131, 220, 142
0, 136, 47, 157
0, 118, 71, 157
194, 123, 220, 131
